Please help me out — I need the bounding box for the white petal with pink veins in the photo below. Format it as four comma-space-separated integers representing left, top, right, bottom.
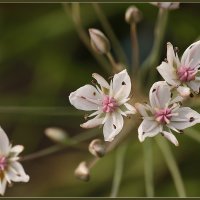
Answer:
69, 85, 102, 111
92, 73, 110, 89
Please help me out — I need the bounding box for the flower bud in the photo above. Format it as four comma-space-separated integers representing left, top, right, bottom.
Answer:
89, 28, 111, 54
74, 161, 90, 181
150, 2, 180, 10
45, 127, 68, 143
88, 139, 106, 158
125, 6, 142, 24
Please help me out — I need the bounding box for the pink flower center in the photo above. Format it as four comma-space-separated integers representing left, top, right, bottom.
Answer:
0, 156, 7, 171
102, 96, 118, 113
177, 66, 197, 82
155, 108, 172, 124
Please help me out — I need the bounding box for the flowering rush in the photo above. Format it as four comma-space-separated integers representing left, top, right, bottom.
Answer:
157, 41, 200, 96
0, 127, 29, 195
135, 81, 200, 146
69, 69, 136, 142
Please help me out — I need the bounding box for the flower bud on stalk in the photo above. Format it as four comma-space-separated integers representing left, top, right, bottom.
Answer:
89, 139, 106, 158
89, 28, 111, 55
74, 161, 90, 181
125, 6, 142, 24
45, 127, 68, 144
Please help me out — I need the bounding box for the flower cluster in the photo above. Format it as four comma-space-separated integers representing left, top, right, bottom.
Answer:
69, 40, 200, 146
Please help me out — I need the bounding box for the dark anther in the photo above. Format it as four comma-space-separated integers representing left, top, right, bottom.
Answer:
190, 93, 194, 98
189, 44, 194, 49
93, 92, 96, 96
91, 80, 97, 85
142, 132, 145, 135
152, 89, 156, 93
164, 58, 168, 63
81, 96, 86, 99
179, 130, 184, 134
171, 93, 173, 98
174, 47, 179, 53
122, 81, 126, 85
113, 124, 116, 129
189, 117, 195, 122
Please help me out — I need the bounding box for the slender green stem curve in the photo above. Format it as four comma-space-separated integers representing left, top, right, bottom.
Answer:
156, 137, 186, 197
143, 140, 154, 197
110, 144, 127, 197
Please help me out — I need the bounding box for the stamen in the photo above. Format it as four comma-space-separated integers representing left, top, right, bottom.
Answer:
102, 96, 118, 113
177, 66, 197, 82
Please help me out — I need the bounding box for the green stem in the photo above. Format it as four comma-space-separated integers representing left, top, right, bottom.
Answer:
185, 128, 200, 143
130, 22, 139, 77
139, 8, 168, 87
156, 137, 186, 197
92, 3, 128, 65
110, 144, 127, 197
143, 140, 154, 197
62, 3, 111, 73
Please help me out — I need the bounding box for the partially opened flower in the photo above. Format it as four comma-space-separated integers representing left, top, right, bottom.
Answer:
69, 69, 136, 142
135, 81, 200, 146
157, 41, 200, 96
0, 127, 29, 195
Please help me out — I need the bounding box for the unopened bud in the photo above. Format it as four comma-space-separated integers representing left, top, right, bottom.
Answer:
45, 127, 68, 143
150, 2, 180, 10
74, 161, 90, 181
125, 6, 142, 24
88, 139, 106, 158
89, 28, 111, 54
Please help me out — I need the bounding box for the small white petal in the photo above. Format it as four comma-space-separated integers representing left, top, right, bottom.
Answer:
103, 112, 124, 142
112, 69, 131, 101
149, 81, 171, 109
177, 86, 191, 97
80, 116, 104, 129
167, 42, 179, 68
138, 119, 162, 142
10, 145, 24, 156
92, 73, 110, 89
0, 178, 7, 196
157, 61, 179, 86
162, 131, 179, 146
124, 103, 137, 114
0, 127, 10, 155
69, 85, 102, 111
170, 107, 200, 130
187, 80, 200, 93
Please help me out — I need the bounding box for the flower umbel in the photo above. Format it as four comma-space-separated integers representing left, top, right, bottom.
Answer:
0, 127, 29, 195
69, 69, 136, 142
135, 81, 200, 146
157, 41, 200, 96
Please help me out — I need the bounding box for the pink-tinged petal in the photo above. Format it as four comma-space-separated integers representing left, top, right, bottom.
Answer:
181, 40, 200, 68
187, 80, 200, 93
69, 85, 102, 111
162, 131, 179, 146
0, 178, 7, 196
92, 73, 110, 89
170, 107, 200, 130
0, 127, 10, 156
112, 69, 131, 101
10, 162, 30, 182
135, 103, 149, 117
157, 61, 180, 86
177, 86, 191, 97
149, 81, 171, 109
103, 112, 124, 142
80, 116, 104, 129
138, 119, 162, 142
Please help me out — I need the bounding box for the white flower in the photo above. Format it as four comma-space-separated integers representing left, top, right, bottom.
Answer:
0, 127, 29, 195
157, 41, 200, 96
69, 69, 136, 142
135, 81, 200, 146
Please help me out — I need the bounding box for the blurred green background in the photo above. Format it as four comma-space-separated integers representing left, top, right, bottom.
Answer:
0, 3, 200, 197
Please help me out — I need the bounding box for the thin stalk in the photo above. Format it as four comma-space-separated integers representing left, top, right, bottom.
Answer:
130, 22, 139, 77
92, 3, 128, 65
156, 137, 186, 197
110, 144, 127, 197
62, 3, 111, 73
139, 8, 168, 86
106, 52, 118, 72
143, 140, 154, 197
